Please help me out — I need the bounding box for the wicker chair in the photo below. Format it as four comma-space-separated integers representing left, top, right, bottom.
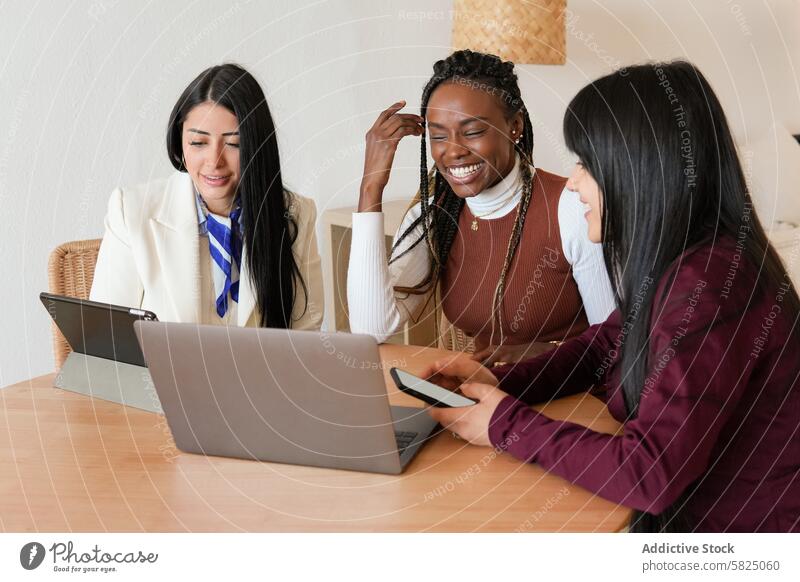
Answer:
47, 239, 102, 369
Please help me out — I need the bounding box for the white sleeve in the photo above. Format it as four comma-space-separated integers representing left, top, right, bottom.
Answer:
347, 203, 432, 342
558, 187, 616, 325
90, 187, 145, 308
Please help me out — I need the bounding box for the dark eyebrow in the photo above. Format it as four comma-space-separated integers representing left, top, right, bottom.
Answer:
427, 116, 489, 129
187, 129, 240, 137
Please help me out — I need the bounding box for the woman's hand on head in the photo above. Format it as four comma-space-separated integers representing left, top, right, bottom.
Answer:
359, 101, 424, 212
418, 353, 499, 391
427, 382, 510, 447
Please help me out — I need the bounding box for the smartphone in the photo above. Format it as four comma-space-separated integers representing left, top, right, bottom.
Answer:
389, 368, 477, 408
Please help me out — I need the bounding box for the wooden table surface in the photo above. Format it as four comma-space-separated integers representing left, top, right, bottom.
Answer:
0, 344, 631, 532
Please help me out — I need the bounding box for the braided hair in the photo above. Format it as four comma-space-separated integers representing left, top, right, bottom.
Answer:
390, 49, 535, 344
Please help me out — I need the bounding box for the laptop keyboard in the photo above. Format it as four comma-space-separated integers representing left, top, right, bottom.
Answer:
394, 431, 418, 456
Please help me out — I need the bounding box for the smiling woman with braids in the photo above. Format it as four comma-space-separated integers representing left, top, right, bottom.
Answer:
348, 50, 614, 364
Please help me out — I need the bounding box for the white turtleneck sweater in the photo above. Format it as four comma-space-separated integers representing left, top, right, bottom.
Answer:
347, 157, 615, 343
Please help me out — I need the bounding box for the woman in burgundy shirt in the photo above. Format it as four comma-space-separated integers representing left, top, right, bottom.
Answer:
424, 61, 800, 532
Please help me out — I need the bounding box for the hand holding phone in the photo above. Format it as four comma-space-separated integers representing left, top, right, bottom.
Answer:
389, 368, 477, 408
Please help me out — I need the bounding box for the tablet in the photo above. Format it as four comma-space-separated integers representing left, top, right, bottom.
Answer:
40, 292, 157, 367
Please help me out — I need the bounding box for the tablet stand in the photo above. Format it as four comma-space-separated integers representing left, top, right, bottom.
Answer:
54, 352, 162, 413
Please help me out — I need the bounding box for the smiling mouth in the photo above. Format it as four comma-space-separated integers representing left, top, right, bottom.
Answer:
447, 162, 484, 179
201, 174, 232, 185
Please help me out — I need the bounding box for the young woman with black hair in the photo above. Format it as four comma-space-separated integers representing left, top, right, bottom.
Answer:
422, 61, 800, 532
91, 64, 322, 329
348, 50, 615, 365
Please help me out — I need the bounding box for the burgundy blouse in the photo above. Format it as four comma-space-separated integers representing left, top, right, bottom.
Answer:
490, 236, 800, 532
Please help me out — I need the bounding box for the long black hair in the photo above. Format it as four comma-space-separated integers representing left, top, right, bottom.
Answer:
166, 63, 306, 328
563, 61, 800, 532
390, 49, 535, 341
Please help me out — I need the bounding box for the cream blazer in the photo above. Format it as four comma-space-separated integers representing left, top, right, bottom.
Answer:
90, 171, 323, 329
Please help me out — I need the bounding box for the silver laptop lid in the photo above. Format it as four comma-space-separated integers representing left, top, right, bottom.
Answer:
134, 322, 404, 474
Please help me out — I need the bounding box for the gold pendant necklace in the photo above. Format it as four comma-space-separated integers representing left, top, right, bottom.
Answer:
470, 183, 522, 231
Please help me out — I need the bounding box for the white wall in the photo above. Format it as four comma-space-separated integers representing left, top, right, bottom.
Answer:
1, 0, 798, 386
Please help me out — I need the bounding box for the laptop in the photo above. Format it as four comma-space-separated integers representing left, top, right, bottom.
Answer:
133, 321, 440, 474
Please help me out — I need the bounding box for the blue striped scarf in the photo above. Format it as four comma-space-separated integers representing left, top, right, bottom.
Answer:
196, 194, 243, 318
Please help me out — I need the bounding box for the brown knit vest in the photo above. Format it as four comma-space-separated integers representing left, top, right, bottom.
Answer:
440, 169, 589, 346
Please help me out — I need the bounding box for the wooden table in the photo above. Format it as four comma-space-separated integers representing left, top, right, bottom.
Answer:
0, 344, 631, 532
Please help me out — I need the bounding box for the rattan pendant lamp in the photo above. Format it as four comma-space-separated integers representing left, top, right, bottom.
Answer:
452, 0, 567, 64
